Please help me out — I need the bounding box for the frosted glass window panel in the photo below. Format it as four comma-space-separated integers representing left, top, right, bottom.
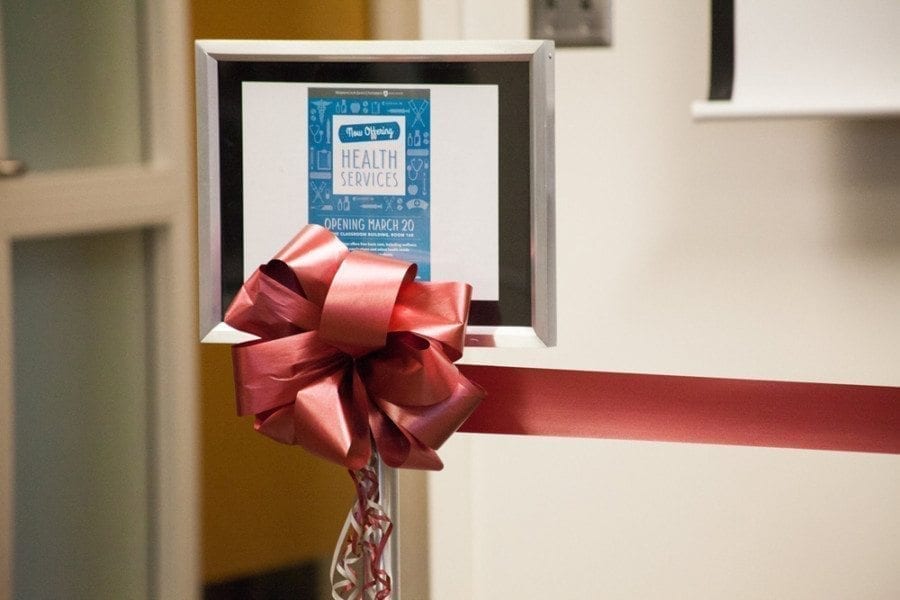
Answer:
1, 0, 144, 171
13, 230, 152, 600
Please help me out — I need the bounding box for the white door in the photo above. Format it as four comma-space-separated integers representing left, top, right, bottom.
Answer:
0, 2, 197, 599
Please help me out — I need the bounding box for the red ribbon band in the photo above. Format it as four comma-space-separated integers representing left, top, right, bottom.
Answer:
459, 366, 900, 454
225, 225, 899, 463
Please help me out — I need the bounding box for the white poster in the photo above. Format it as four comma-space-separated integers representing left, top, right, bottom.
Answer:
242, 81, 500, 301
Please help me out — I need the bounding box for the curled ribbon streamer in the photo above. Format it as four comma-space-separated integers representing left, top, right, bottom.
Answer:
224, 224, 484, 471
331, 460, 393, 600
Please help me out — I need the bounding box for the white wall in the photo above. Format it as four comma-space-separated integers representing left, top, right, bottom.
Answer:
425, 1, 900, 598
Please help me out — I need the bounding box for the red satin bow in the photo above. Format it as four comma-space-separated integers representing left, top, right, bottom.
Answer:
224, 224, 484, 470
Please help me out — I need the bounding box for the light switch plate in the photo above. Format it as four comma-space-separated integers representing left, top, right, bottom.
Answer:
531, 0, 612, 47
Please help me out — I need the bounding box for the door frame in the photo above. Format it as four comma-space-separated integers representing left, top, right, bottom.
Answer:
0, 1, 198, 598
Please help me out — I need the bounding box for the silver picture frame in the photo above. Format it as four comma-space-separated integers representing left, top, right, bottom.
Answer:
196, 39, 555, 348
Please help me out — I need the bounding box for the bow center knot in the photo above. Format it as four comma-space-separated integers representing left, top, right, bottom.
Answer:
318, 251, 416, 357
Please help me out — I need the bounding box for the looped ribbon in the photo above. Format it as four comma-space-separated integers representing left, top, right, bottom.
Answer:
224, 224, 485, 471
330, 462, 393, 599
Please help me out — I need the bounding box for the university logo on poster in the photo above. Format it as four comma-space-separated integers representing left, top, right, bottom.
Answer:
308, 87, 431, 279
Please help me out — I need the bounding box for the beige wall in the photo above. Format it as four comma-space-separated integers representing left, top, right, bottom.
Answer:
424, 1, 900, 598
191, 0, 369, 583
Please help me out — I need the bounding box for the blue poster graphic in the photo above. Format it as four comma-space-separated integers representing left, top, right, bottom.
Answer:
308, 87, 431, 280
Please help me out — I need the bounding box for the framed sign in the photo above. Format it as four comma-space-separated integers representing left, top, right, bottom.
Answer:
196, 40, 555, 348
